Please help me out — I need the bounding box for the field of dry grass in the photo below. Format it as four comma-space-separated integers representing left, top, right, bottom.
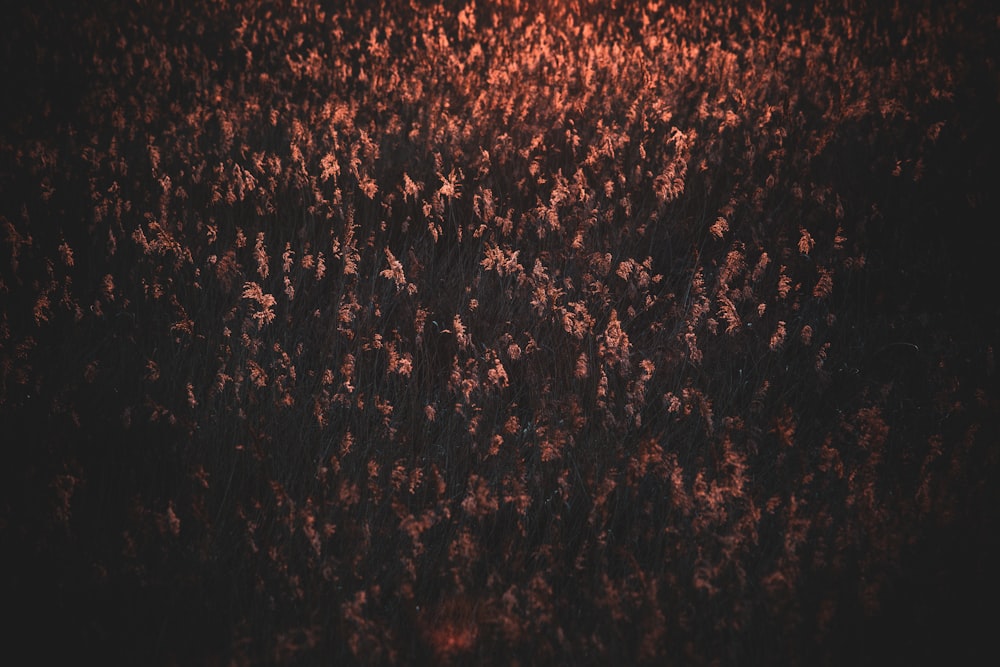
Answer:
2, 1, 999, 664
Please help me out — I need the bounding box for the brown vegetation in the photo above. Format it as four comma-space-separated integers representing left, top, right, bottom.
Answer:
1, 0, 998, 664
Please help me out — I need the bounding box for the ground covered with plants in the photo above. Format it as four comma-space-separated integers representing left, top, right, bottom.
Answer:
2, 0, 998, 664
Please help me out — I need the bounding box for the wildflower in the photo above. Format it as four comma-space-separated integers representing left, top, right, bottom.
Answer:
453, 314, 470, 350
359, 175, 378, 199
242, 282, 276, 326
601, 309, 631, 369
380, 247, 406, 291
777, 266, 792, 299
685, 329, 702, 365
33, 294, 51, 325
402, 172, 422, 201
437, 168, 462, 200
718, 294, 741, 334
813, 267, 833, 299
320, 153, 339, 182
487, 356, 509, 388
101, 274, 116, 301
751, 251, 770, 283
769, 320, 787, 350
247, 360, 267, 388
254, 232, 269, 279
710, 216, 729, 239
719, 245, 745, 287
58, 241, 74, 267
798, 227, 815, 256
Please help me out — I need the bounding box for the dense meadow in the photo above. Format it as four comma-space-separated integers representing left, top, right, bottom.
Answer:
2, 0, 999, 664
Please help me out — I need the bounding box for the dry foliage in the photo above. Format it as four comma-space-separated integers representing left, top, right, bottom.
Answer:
1, 0, 998, 665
